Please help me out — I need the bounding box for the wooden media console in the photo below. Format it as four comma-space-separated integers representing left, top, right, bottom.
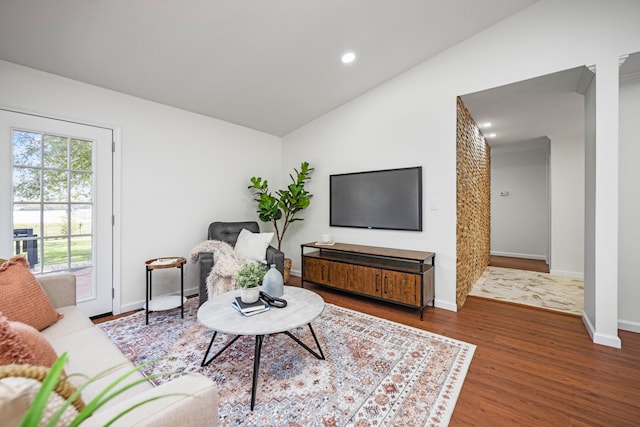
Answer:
301, 242, 435, 319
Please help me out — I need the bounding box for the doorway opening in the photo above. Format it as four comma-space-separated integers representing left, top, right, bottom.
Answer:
457, 66, 589, 315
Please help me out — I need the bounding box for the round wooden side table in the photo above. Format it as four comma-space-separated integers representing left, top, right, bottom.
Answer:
145, 257, 187, 325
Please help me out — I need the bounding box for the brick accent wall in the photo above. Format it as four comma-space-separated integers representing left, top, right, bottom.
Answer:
456, 96, 491, 309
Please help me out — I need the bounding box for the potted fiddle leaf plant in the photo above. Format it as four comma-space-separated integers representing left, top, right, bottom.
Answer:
235, 262, 266, 303
248, 161, 314, 282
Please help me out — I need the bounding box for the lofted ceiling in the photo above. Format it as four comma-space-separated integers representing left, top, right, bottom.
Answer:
0, 0, 538, 136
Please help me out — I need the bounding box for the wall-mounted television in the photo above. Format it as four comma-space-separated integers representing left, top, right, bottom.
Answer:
330, 166, 422, 231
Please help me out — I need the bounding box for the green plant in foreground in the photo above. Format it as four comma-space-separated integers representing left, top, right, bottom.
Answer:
21, 352, 188, 427
235, 262, 266, 288
248, 161, 314, 251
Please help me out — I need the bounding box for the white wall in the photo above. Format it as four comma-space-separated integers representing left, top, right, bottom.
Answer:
0, 60, 282, 312
550, 123, 585, 277
491, 138, 549, 263
281, 0, 640, 345
583, 73, 597, 332
618, 65, 640, 332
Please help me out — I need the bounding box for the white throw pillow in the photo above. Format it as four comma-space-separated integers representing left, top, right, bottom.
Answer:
234, 228, 274, 263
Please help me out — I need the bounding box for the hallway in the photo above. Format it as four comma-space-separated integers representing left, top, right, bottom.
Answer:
470, 256, 583, 315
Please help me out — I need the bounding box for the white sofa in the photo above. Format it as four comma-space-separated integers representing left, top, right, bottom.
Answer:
38, 273, 218, 426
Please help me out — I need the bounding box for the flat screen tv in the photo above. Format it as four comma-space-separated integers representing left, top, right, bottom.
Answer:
330, 166, 422, 231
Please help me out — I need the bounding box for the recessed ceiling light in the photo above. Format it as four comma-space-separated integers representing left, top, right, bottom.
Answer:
486, 133, 497, 138
480, 122, 492, 128
341, 52, 356, 64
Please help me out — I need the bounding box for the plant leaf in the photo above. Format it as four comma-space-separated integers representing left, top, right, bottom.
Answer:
21, 353, 69, 427
101, 393, 191, 427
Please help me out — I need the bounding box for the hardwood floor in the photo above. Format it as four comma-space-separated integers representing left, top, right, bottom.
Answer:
489, 255, 549, 273
292, 277, 640, 426
96, 278, 640, 425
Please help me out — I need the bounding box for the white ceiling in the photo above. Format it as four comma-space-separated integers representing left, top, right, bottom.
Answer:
0, 0, 538, 136
461, 52, 640, 149
460, 66, 590, 148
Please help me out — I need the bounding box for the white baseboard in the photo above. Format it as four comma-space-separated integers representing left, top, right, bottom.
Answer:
582, 311, 622, 348
618, 319, 640, 333
435, 299, 457, 312
593, 332, 622, 348
582, 310, 595, 339
491, 251, 547, 262
119, 287, 198, 314
549, 269, 584, 278
120, 300, 144, 313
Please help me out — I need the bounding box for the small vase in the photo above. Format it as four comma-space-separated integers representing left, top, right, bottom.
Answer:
240, 286, 260, 303
262, 264, 284, 297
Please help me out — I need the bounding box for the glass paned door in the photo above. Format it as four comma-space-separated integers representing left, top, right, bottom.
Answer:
12, 131, 94, 298
1, 111, 113, 317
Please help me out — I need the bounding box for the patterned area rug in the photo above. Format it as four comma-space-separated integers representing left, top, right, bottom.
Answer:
99, 298, 475, 426
470, 266, 583, 315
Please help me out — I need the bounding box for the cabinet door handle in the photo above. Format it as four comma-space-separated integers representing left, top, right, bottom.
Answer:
384, 276, 388, 294
376, 274, 380, 292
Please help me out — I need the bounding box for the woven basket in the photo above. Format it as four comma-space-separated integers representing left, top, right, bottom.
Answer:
283, 258, 292, 283
0, 364, 85, 412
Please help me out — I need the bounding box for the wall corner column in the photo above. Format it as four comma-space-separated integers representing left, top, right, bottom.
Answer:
591, 56, 622, 348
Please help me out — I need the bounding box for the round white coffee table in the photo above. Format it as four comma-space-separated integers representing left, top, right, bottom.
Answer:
197, 286, 325, 410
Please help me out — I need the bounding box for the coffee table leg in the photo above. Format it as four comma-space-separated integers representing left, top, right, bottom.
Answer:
201, 332, 241, 367
307, 324, 325, 360
282, 323, 325, 360
250, 335, 264, 410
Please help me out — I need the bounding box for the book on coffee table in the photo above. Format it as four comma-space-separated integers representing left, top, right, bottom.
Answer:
231, 297, 270, 316
231, 300, 270, 316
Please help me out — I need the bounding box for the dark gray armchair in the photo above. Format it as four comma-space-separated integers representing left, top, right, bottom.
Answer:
197, 221, 284, 306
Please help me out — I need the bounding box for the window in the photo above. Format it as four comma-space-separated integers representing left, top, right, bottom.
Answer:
12, 129, 94, 298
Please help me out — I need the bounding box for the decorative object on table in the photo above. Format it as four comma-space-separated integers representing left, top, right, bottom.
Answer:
316, 233, 335, 245
98, 298, 476, 426
261, 263, 284, 297
233, 297, 269, 313
231, 297, 270, 316
144, 257, 187, 325
234, 262, 266, 303
248, 161, 314, 282
259, 291, 287, 308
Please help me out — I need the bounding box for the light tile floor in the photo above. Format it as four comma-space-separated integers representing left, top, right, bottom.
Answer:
470, 266, 584, 315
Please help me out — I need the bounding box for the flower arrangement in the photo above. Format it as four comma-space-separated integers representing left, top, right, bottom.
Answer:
234, 262, 266, 289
